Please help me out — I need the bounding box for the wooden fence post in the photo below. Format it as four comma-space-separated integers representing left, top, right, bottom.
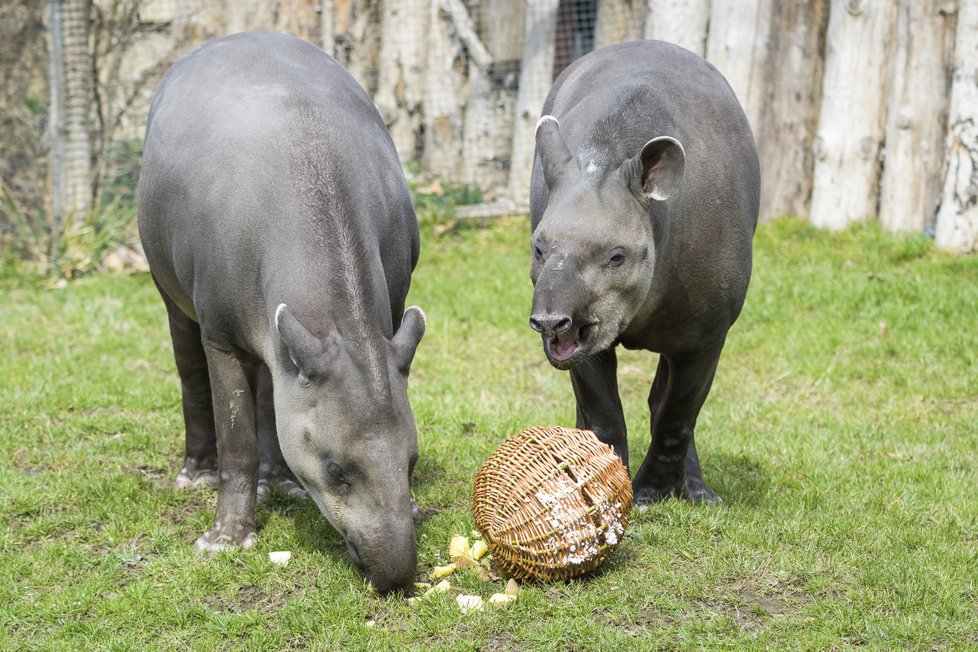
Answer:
422, 0, 466, 178
754, 0, 830, 222
508, 0, 559, 201
595, 0, 646, 49
810, 0, 899, 230
462, 0, 523, 189
705, 0, 771, 132
935, 0, 978, 253
879, 0, 955, 234
376, 0, 428, 160
644, 0, 710, 56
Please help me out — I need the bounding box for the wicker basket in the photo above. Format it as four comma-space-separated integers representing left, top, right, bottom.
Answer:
472, 426, 632, 581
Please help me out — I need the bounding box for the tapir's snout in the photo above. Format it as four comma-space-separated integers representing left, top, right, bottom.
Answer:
529, 312, 572, 336
350, 514, 417, 595
530, 255, 596, 369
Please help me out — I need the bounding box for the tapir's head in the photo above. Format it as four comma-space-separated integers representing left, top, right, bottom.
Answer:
529, 116, 686, 370
271, 304, 426, 594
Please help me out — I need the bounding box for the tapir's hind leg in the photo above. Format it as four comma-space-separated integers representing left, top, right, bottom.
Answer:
158, 285, 218, 490
633, 346, 723, 505
255, 365, 309, 502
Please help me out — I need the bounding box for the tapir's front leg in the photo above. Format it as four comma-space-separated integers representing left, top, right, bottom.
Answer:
632, 344, 723, 505
195, 343, 261, 552
570, 348, 629, 469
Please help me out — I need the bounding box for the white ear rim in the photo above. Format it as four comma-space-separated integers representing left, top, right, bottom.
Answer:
274, 303, 287, 335
535, 115, 560, 138
406, 305, 426, 327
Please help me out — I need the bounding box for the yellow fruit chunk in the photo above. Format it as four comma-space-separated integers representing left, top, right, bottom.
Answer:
428, 579, 451, 594
470, 539, 488, 561
489, 593, 516, 607
431, 563, 456, 578
449, 534, 470, 558
268, 551, 292, 566
456, 594, 484, 613
504, 578, 519, 596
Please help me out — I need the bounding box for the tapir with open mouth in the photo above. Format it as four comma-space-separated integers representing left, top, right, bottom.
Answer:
528, 40, 760, 504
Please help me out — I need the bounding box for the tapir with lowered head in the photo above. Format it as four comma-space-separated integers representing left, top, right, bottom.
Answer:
528, 41, 759, 504
138, 32, 425, 593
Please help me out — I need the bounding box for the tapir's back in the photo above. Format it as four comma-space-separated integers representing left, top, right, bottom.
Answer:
138, 32, 417, 339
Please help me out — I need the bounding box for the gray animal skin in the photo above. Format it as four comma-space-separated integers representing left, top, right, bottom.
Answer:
138, 32, 425, 593
528, 41, 759, 504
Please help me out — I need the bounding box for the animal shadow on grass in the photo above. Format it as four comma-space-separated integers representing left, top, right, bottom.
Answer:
257, 491, 352, 569
702, 452, 772, 508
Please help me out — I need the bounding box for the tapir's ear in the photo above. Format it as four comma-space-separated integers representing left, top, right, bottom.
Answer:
275, 304, 336, 379
535, 116, 574, 190
630, 136, 686, 201
391, 306, 426, 375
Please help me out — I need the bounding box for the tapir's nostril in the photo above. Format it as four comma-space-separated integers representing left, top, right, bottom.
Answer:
529, 314, 572, 334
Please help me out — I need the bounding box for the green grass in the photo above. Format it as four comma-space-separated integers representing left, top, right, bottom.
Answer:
1, 216, 976, 650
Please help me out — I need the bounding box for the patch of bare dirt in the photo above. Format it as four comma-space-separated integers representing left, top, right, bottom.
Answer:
202, 584, 296, 615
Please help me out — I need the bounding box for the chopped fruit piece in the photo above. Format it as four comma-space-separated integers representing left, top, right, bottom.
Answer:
449, 534, 470, 558
470, 539, 488, 561
456, 594, 484, 613
504, 578, 519, 596
489, 593, 517, 607
431, 563, 456, 578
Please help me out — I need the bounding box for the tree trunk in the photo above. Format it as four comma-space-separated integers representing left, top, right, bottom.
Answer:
222, 0, 277, 34
375, 0, 428, 161
879, 1, 954, 234
422, 0, 466, 178
462, 0, 523, 189
644, 0, 710, 56
705, 0, 772, 132
321, 0, 335, 56
809, 0, 898, 230
333, 0, 382, 96
48, 0, 94, 229
935, 1, 978, 253
508, 0, 559, 201
275, 0, 321, 43
594, 0, 646, 49
754, 0, 830, 222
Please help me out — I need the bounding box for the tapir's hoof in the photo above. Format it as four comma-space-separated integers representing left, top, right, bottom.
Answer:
411, 500, 425, 525
194, 529, 258, 553
683, 479, 723, 505
175, 467, 218, 490
633, 480, 723, 507
256, 478, 309, 503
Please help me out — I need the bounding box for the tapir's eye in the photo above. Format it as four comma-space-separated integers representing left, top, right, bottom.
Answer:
533, 245, 544, 261
608, 249, 627, 267
327, 460, 350, 492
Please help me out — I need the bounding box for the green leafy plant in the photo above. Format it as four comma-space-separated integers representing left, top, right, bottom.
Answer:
1, 181, 137, 278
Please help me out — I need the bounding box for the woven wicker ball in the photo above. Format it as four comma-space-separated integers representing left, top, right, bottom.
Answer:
472, 426, 632, 581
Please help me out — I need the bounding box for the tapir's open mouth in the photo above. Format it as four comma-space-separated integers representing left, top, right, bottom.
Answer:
544, 324, 593, 367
